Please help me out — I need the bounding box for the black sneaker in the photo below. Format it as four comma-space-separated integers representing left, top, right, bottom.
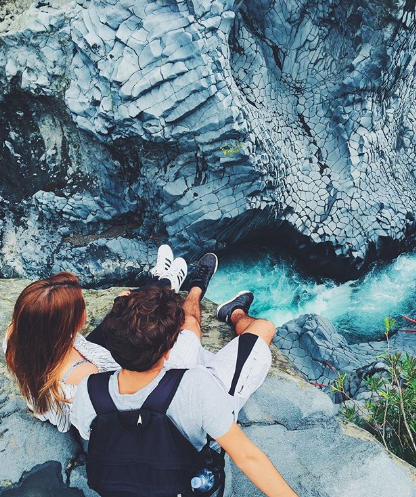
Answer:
187, 253, 218, 298
217, 291, 254, 324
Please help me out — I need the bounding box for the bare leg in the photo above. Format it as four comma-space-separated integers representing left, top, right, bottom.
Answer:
181, 287, 203, 340
230, 309, 275, 345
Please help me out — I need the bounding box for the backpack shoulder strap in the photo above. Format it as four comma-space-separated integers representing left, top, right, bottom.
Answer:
142, 369, 187, 413
87, 370, 118, 415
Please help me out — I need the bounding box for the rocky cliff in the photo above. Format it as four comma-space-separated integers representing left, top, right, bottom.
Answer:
1, 0, 416, 283
1, 280, 416, 497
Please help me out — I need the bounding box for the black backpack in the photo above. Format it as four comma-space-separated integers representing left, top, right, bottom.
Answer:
86, 369, 225, 497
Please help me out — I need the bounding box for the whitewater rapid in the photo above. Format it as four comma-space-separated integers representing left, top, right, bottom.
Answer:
205, 247, 416, 342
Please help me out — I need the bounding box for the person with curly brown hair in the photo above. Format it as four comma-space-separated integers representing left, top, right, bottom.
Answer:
71, 282, 298, 497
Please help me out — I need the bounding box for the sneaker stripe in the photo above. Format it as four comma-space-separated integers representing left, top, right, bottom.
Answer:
160, 257, 187, 293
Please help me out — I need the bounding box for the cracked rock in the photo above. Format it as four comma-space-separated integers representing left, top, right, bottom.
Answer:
0, 0, 415, 281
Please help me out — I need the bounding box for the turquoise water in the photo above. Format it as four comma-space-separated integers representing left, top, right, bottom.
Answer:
205, 247, 416, 343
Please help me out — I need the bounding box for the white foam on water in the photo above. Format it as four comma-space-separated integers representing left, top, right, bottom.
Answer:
205, 250, 416, 342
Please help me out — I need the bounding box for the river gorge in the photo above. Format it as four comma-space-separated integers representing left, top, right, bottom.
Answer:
1, 0, 416, 495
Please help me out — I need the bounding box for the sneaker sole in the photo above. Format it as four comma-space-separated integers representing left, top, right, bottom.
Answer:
205, 253, 218, 275
216, 290, 253, 319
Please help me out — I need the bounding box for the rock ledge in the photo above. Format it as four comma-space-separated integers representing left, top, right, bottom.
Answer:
1, 279, 416, 497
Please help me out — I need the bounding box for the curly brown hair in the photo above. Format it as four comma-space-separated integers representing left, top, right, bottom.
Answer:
100, 285, 185, 371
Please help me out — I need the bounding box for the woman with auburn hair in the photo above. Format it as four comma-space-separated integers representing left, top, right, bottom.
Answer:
3, 245, 189, 432
4, 271, 119, 432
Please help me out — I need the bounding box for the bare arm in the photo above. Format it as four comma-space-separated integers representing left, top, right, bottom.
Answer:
65, 361, 99, 385
216, 422, 299, 497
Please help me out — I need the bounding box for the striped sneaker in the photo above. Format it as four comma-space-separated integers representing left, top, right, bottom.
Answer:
150, 244, 174, 278
217, 291, 254, 324
160, 257, 187, 293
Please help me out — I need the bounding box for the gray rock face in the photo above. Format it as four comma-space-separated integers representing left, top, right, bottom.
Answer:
239, 374, 336, 431
1, 0, 416, 282
1, 279, 416, 496
0, 361, 80, 490
231, 423, 416, 497
275, 314, 362, 387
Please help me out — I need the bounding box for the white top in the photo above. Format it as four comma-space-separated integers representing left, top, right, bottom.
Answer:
3, 333, 120, 433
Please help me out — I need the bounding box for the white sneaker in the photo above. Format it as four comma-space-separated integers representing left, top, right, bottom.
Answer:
160, 257, 187, 293
150, 244, 174, 278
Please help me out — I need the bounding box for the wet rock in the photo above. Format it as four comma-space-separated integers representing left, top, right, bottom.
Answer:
69, 466, 100, 497
1, 462, 83, 497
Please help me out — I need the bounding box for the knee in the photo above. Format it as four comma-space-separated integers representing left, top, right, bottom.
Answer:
245, 319, 276, 346
259, 319, 276, 345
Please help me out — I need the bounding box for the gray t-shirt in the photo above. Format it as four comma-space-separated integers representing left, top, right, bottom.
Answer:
71, 366, 234, 451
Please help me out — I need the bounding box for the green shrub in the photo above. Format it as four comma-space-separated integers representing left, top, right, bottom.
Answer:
333, 317, 416, 466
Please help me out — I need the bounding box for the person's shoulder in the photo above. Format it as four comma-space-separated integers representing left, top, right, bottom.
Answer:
76, 370, 117, 393
74, 332, 87, 344
71, 372, 106, 439
72, 372, 102, 416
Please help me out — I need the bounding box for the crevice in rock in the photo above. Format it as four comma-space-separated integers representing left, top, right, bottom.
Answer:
239, 416, 338, 432
238, 418, 286, 427
62, 221, 144, 247
1, 462, 84, 496
0, 93, 72, 203
65, 451, 86, 488
0, 408, 24, 420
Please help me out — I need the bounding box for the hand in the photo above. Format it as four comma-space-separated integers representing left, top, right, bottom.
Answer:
117, 290, 132, 297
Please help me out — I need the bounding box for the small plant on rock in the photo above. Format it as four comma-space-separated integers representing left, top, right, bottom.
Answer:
332, 317, 416, 467
220, 141, 243, 156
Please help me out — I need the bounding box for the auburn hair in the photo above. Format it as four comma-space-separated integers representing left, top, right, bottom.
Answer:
101, 285, 185, 372
5, 272, 86, 415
